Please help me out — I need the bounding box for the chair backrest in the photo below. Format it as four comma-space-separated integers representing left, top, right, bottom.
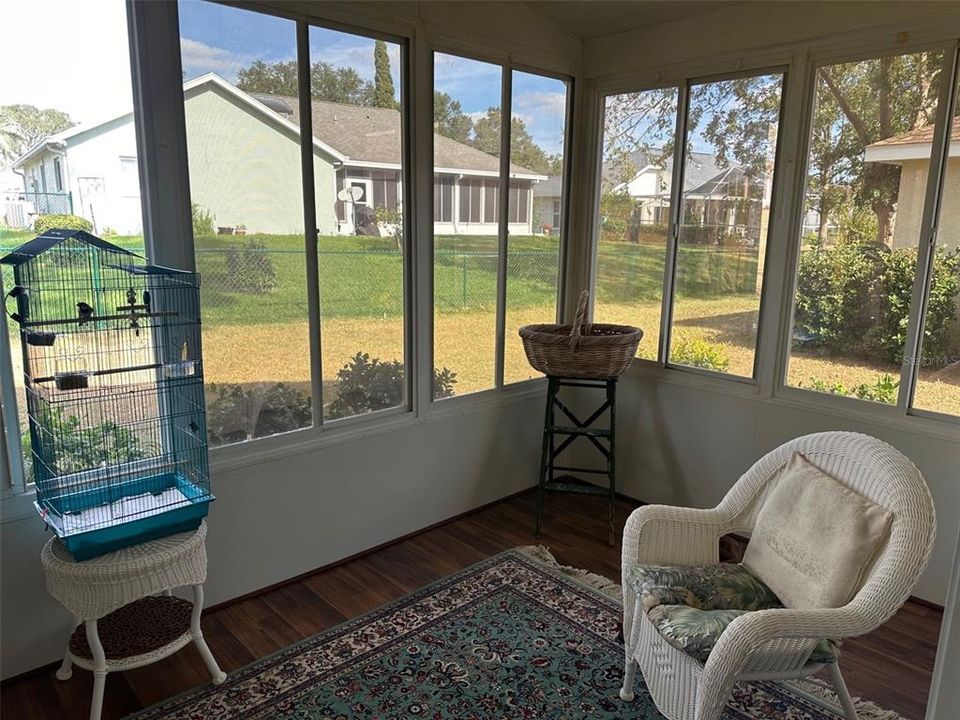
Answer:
720, 431, 936, 623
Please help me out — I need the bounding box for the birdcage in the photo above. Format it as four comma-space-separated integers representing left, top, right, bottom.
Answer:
2, 229, 213, 560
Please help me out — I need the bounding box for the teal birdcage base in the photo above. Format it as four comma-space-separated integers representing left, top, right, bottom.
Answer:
36, 471, 213, 561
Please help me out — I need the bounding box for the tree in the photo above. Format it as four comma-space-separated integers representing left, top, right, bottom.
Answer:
373, 40, 397, 109
236, 58, 374, 106
471, 107, 554, 175
433, 91, 472, 143
0, 104, 74, 168
603, 52, 944, 247
312, 63, 374, 106
814, 53, 941, 245
236, 59, 299, 96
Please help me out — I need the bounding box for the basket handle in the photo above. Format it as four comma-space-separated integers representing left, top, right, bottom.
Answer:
569, 289, 589, 351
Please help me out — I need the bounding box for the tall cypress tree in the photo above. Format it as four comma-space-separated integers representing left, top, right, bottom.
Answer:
373, 40, 397, 109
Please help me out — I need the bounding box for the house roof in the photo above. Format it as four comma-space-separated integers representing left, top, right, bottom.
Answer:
12, 73, 546, 181
249, 90, 543, 178
597, 147, 748, 198
865, 116, 960, 163
0, 229, 139, 266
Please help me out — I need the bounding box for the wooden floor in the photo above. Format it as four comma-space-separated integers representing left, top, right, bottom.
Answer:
2, 491, 943, 720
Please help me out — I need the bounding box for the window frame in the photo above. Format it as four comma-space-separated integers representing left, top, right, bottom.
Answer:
429, 45, 575, 396
588, 36, 960, 433
593, 65, 789, 384
0, 0, 573, 503
774, 40, 960, 424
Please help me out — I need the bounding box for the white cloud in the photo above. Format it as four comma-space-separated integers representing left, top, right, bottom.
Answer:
513, 91, 567, 122
180, 38, 252, 82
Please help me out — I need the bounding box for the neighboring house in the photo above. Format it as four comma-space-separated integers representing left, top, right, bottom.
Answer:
864, 117, 960, 249
532, 176, 563, 234
11, 73, 546, 237
611, 148, 767, 240
534, 148, 770, 244
10, 114, 141, 234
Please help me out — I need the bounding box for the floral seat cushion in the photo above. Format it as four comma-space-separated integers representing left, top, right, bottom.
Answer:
628, 563, 839, 664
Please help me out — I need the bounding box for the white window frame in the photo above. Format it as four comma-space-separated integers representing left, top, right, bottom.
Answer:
429, 46, 574, 394
775, 40, 960, 426
586, 30, 960, 436
592, 66, 788, 384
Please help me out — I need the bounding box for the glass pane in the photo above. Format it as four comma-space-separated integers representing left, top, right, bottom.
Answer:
669, 73, 784, 377
595, 88, 678, 361
913, 72, 960, 416
786, 51, 946, 406
433, 53, 502, 398
2, 0, 144, 482
179, 1, 312, 445
308, 29, 407, 421
504, 70, 566, 384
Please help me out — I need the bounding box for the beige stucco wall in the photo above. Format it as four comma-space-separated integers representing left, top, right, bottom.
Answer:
893, 158, 960, 250
184, 85, 339, 236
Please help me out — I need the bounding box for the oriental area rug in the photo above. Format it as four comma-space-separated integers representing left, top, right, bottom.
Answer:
130, 549, 903, 720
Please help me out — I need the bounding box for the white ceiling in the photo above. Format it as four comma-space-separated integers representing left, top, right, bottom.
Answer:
526, 1, 739, 39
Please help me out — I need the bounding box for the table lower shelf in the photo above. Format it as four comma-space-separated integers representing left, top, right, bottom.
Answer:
69, 595, 193, 671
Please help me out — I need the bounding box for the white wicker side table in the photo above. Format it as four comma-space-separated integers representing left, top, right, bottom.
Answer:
40, 520, 226, 720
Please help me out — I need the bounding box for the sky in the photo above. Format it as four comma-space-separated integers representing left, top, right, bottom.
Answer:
1, 0, 567, 157
2, 0, 134, 126
178, 2, 568, 156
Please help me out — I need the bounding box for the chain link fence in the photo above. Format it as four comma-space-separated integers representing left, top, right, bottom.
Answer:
194, 247, 561, 321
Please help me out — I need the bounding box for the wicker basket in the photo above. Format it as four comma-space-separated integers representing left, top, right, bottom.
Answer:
519, 290, 643, 378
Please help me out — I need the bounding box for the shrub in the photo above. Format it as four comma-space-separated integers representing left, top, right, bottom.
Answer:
794, 244, 960, 364
34, 214, 92, 234
206, 382, 312, 444
670, 336, 730, 372
192, 203, 216, 239
225, 240, 278, 294
328, 352, 457, 419
884, 247, 960, 366
793, 243, 882, 351
374, 205, 403, 250
802, 374, 899, 405
23, 407, 147, 477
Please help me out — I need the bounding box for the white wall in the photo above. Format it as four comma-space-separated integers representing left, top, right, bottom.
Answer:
64, 116, 142, 236
0, 391, 545, 679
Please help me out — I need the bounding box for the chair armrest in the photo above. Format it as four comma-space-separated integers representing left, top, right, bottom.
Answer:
620, 504, 734, 649
622, 504, 732, 570
695, 605, 871, 720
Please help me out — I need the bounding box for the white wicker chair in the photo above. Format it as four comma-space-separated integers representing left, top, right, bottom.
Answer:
619, 432, 936, 720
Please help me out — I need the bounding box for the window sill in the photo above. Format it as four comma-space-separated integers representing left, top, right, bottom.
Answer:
0, 488, 37, 524
208, 377, 546, 474
623, 359, 959, 442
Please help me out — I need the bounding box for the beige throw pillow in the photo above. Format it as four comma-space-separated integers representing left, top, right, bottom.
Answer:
742, 452, 893, 609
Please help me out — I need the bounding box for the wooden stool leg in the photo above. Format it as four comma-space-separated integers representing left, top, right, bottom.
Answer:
191, 585, 226, 685
535, 377, 556, 538
56, 615, 80, 681
86, 620, 107, 720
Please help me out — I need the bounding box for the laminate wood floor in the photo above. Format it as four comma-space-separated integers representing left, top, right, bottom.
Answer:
1, 491, 942, 719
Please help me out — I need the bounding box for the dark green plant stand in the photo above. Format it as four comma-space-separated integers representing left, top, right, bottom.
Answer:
535, 376, 618, 546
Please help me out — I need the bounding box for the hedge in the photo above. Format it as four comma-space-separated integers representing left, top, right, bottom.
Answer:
33, 214, 92, 234
794, 244, 960, 365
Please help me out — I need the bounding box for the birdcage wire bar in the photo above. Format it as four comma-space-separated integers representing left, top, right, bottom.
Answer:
2, 230, 213, 560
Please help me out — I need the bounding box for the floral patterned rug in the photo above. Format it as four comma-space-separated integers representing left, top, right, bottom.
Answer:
130, 549, 900, 719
